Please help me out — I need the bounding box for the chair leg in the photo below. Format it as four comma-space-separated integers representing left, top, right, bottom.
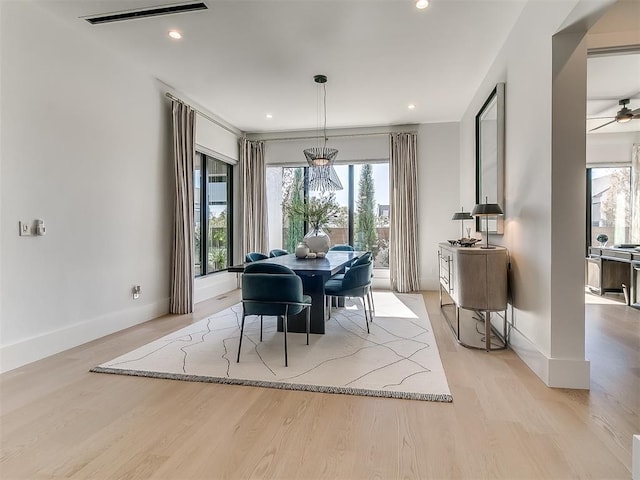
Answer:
237, 312, 247, 362
306, 307, 310, 345
360, 297, 370, 334
260, 315, 263, 342
369, 288, 376, 319
368, 289, 375, 321
283, 305, 289, 367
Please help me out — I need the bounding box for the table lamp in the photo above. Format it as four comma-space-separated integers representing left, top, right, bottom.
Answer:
452, 208, 473, 239
472, 197, 504, 249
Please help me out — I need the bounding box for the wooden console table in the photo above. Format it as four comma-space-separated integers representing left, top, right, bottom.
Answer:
438, 243, 508, 351
586, 246, 640, 308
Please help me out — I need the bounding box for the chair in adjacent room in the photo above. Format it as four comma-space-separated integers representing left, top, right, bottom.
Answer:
245, 252, 269, 263
269, 249, 289, 257
237, 263, 311, 367
324, 261, 374, 333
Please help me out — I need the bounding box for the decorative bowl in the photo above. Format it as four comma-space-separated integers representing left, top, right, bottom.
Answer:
459, 238, 480, 247
447, 240, 458, 246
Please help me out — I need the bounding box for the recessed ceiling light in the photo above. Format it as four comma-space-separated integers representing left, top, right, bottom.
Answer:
168, 30, 182, 39
408, 104, 416, 110
415, 0, 429, 9
266, 113, 273, 119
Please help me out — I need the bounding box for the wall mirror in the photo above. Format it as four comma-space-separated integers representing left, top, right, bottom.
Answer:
475, 83, 505, 234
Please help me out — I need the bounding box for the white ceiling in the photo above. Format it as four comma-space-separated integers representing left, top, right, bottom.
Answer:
32, 0, 528, 133
29, 0, 640, 135
587, 52, 640, 134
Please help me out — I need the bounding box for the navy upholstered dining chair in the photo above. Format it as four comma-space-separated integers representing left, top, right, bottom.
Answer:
329, 244, 354, 252
269, 249, 288, 257
245, 252, 269, 262
324, 261, 373, 333
237, 263, 312, 367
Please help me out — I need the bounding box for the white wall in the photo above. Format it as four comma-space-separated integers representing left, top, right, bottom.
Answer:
587, 131, 640, 164
259, 128, 391, 166
418, 123, 461, 290
0, 2, 176, 372
195, 114, 239, 165
457, 0, 619, 388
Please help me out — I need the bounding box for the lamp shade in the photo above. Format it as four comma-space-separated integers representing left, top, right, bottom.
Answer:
303, 146, 338, 167
452, 211, 473, 220
472, 203, 504, 216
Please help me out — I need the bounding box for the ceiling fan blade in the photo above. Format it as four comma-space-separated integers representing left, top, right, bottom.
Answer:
587, 116, 615, 120
589, 119, 616, 132
631, 108, 640, 119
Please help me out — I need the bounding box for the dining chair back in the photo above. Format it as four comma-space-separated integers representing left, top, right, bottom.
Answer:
269, 249, 289, 257
238, 263, 311, 366
245, 252, 268, 262
352, 251, 372, 267
324, 261, 373, 333
329, 244, 354, 252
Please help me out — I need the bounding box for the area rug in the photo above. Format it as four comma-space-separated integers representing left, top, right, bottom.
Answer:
91, 292, 452, 402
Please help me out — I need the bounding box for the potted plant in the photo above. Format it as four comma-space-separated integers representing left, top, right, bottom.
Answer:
286, 193, 339, 253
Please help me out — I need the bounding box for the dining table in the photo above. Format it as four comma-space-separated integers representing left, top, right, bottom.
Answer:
230, 251, 363, 334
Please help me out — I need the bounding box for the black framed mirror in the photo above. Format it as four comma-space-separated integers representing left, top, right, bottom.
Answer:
475, 83, 505, 234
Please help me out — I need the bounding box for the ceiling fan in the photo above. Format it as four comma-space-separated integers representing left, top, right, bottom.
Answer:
589, 98, 640, 132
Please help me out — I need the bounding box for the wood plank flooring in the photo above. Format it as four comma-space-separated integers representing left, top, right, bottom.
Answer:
1, 291, 638, 479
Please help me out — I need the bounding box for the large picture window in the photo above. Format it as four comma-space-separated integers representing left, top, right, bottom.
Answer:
194, 152, 233, 276
587, 166, 631, 247
267, 163, 390, 268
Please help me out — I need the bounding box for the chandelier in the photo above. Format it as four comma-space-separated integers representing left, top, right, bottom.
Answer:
303, 74, 339, 168
308, 165, 343, 193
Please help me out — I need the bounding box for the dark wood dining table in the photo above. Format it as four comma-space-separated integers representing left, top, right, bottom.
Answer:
229, 251, 363, 334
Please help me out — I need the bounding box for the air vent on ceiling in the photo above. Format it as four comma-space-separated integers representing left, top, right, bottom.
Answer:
83, 2, 207, 25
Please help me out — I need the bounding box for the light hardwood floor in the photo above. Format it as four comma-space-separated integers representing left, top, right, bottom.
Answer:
1, 291, 638, 479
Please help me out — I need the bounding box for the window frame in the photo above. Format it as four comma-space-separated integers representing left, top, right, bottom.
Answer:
275, 161, 388, 268
195, 151, 234, 277
585, 164, 632, 253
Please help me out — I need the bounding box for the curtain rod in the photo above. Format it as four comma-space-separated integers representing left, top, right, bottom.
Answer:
254, 131, 402, 142
165, 92, 240, 137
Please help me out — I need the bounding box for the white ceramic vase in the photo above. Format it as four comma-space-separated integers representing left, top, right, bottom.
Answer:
304, 227, 331, 253
295, 243, 310, 258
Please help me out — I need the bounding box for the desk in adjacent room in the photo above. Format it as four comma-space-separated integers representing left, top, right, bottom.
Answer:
586, 246, 640, 308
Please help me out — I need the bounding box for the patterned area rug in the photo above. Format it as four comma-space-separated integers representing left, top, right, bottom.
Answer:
92, 292, 452, 402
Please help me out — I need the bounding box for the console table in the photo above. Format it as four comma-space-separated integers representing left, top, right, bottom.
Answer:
586, 246, 640, 308
438, 243, 508, 351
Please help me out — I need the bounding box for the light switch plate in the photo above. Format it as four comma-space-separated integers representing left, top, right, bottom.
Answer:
19, 221, 32, 236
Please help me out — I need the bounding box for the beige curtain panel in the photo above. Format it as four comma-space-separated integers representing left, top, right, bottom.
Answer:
170, 101, 196, 314
240, 138, 268, 258
389, 132, 420, 293
632, 144, 640, 244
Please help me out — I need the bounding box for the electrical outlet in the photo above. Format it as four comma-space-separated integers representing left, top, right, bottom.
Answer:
19, 221, 32, 236
132, 285, 141, 299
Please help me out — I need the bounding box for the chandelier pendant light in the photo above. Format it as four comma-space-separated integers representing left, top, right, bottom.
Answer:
308, 165, 343, 193
304, 74, 339, 168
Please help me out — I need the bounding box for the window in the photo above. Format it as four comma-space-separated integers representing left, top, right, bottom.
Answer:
587, 166, 631, 247
194, 152, 233, 276
267, 163, 390, 268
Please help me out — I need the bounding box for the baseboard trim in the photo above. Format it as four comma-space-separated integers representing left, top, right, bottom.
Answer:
509, 325, 590, 389
0, 298, 170, 374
